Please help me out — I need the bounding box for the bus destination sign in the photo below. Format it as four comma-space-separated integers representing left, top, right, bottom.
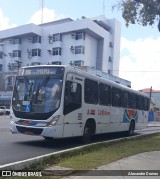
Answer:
18, 67, 64, 76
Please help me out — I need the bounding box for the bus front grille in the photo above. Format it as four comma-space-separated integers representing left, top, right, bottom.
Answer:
16, 126, 43, 135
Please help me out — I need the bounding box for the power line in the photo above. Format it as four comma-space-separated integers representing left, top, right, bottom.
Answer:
41, 0, 44, 24
103, 0, 105, 16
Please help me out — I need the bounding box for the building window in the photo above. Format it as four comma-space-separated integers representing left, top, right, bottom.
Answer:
0, 64, 2, 71
109, 42, 113, 47
0, 52, 3, 59
52, 47, 62, 56
33, 36, 41, 43
13, 38, 21, 44
75, 46, 85, 54
31, 62, 41, 66
53, 33, 62, 42
73, 60, 84, 67
9, 63, 18, 70
13, 50, 21, 58
32, 49, 41, 56
76, 32, 85, 40
52, 61, 62, 65
7, 77, 12, 86
108, 56, 112, 62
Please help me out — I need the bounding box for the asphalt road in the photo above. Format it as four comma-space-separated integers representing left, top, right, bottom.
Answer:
0, 115, 160, 166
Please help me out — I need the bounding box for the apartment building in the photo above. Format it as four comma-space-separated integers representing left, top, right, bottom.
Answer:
0, 16, 130, 92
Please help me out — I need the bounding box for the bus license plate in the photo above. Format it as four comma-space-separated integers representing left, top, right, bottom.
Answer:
24, 131, 33, 135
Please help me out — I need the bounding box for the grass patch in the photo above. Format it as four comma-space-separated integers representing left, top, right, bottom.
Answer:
21, 133, 160, 178
58, 133, 160, 170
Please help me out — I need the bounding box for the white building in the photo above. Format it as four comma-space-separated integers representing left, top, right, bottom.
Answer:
0, 16, 131, 91
0, 16, 120, 73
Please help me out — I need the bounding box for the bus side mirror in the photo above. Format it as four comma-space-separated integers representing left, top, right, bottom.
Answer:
71, 82, 77, 93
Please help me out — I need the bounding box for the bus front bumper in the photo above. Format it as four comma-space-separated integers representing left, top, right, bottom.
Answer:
10, 122, 63, 138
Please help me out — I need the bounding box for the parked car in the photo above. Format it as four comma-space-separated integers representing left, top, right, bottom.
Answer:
0, 106, 10, 115
0, 106, 6, 115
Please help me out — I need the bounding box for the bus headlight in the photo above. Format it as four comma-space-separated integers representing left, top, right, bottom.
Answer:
48, 115, 61, 126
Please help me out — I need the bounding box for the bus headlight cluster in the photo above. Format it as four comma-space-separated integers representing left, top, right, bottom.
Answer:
48, 115, 61, 126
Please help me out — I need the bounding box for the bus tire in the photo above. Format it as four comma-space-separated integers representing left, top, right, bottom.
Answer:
82, 124, 92, 144
82, 119, 96, 144
43, 137, 54, 140
128, 120, 135, 136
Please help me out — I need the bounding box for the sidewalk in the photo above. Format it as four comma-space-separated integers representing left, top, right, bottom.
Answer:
147, 121, 160, 127
60, 151, 160, 179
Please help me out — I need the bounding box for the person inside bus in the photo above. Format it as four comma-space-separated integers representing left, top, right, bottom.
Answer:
50, 83, 61, 109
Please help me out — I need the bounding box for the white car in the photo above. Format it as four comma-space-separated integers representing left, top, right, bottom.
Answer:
0, 106, 10, 115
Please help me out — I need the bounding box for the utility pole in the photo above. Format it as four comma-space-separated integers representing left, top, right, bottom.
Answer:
150, 86, 152, 101
41, 0, 44, 24
103, 0, 105, 16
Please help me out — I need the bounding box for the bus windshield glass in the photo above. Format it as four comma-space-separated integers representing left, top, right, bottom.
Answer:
12, 67, 64, 113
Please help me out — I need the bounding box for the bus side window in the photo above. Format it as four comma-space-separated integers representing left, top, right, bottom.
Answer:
84, 79, 98, 104
112, 87, 122, 107
122, 90, 129, 108
138, 95, 144, 110
99, 83, 111, 106
144, 97, 149, 111
130, 93, 137, 109
63, 81, 82, 115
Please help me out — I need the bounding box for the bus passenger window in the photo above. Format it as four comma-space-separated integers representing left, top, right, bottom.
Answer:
144, 97, 149, 111
99, 83, 111, 106
85, 79, 98, 104
138, 96, 144, 110
122, 91, 129, 108
130, 93, 137, 109
112, 87, 122, 107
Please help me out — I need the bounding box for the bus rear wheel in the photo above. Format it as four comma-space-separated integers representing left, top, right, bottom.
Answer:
128, 120, 135, 136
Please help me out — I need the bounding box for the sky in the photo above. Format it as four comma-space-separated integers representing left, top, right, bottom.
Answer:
0, 0, 160, 90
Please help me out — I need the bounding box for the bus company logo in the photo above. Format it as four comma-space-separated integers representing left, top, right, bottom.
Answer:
17, 120, 38, 126
98, 110, 111, 116
87, 109, 95, 115
123, 109, 138, 123
18, 120, 30, 125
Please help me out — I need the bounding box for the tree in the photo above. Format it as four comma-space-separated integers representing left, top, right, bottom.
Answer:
113, 0, 160, 31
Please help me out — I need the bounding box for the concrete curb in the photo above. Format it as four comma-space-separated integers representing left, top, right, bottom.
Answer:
0, 132, 158, 170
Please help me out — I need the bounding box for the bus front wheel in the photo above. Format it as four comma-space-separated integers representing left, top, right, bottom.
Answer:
82, 124, 92, 144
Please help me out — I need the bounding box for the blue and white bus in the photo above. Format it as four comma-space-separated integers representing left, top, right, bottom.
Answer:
10, 65, 150, 143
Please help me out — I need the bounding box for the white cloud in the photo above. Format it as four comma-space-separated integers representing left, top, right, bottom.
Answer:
0, 8, 17, 30
120, 37, 160, 90
28, 8, 65, 24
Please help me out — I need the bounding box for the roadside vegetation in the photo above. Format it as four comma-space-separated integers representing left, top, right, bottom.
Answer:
23, 132, 160, 178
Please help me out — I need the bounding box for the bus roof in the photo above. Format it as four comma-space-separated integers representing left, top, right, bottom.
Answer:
19, 65, 149, 98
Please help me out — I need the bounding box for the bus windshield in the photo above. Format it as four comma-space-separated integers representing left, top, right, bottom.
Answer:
12, 76, 63, 113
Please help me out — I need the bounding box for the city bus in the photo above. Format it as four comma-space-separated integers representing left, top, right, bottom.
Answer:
9, 65, 150, 143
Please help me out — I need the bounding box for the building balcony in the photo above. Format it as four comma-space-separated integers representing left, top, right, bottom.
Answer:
0, 46, 3, 51
31, 43, 41, 49
30, 56, 41, 63
52, 41, 62, 48
47, 55, 62, 64
12, 44, 21, 50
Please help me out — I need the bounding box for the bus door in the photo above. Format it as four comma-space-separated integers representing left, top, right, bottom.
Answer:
63, 75, 83, 138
